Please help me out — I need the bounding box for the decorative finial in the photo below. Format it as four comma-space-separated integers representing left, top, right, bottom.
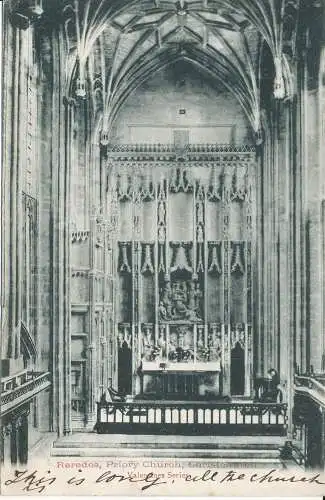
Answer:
273, 57, 285, 99
255, 127, 265, 146
75, 78, 86, 98
100, 130, 109, 147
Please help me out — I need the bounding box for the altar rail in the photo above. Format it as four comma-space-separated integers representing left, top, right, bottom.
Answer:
95, 401, 287, 436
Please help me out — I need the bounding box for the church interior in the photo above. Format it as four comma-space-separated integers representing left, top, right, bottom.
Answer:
1, 0, 325, 469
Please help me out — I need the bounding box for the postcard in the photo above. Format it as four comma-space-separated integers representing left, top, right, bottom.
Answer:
1, 0, 325, 496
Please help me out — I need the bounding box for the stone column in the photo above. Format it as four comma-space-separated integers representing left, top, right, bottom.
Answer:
262, 132, 270, 374
277, 100, 296, 439
7, 25, 21, 360
17, 414, 28, 464
254, 145, 264, 377
87, 254, 97, 426
62, 97, 74, 435
263, 125, 278, 373
10, 422, 18, 465
320, 45, 325, 372
254, 124, 278, 377
15, 29, 30, 359
295, 66, 308, 374
2, 3, 13, 360
304, 72, 323, 372
86, 338, 96, 426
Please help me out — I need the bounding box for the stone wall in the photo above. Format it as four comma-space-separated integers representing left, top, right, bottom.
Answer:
111, 61, 253, 145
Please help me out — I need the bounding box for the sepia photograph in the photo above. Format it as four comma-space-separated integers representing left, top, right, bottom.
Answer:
1, 0, 325, 496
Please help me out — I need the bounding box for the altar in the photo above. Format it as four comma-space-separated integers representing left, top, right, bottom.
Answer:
139, 360, 221, 399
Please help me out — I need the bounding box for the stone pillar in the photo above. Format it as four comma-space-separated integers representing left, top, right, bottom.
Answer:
2, 2, 13, 360
262, 133, 269, 374
87, 339, 96, 425
7, 23, 21, 360
10, 423, 18, 465
104, 206, 116, 390
15, 29, 30, 359
51, 72, 74, 435
256, 120, 279, 376
277, 100, 296, 440
295, 69, 308, 374
0, 428, 3, 463
17, 414, 28, 464
304, 76, 323, 371
254, 146, 264, 377
1, 426, 11, 464
320, 46, 325, 372
62, 97, 74, 435
87, 217, 97, 425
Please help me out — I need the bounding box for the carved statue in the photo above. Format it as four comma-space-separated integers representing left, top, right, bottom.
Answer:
157, 331, 166, 358
158, 302, 168, 320
158, 202, 165, 225
149, 346, 161, 361
197, 202, 204, 224
161, 281, 172, 318
171, 282, 188, 319
197, 225, 204, 243
188, 281, 196, 310
158, 226, 165, 243
168, 326, 195, 363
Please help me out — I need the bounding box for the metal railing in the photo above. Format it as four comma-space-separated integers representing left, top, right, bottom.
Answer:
1, 370, 29, 393
294, 374, 325, 406
293, 374, 325, 468
95, 400, 287, 436
1, 370, 51, 416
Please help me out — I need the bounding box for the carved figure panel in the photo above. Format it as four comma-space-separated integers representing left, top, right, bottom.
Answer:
158, 278, 203, 322
168, 325, 194, 362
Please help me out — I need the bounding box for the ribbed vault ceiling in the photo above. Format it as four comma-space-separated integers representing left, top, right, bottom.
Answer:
58, 0, 301, 136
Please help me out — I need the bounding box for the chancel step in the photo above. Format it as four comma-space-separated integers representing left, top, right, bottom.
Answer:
53, 433, 285, 448
51, 434, 288, 467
